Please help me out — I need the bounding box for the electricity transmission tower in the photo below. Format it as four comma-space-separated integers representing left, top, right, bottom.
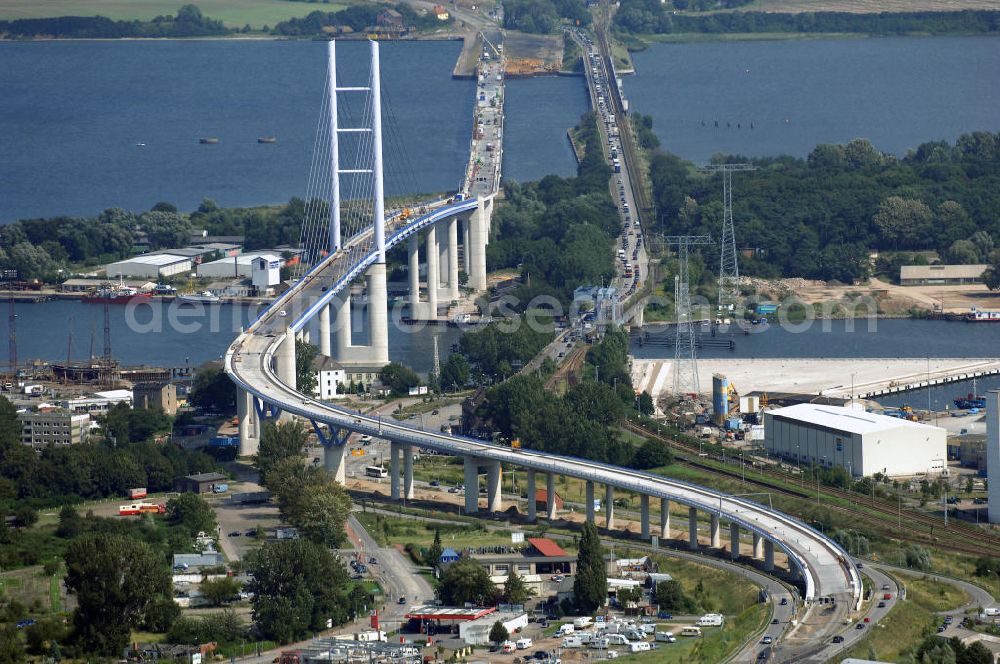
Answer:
702, 164, 754, 313
666, 235, 712, 396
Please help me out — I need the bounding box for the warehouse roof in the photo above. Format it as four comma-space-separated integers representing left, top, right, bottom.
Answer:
199, 252, 282, 269
900, 264, 987, 280
769, 403, 938, 435
114, 254, 190, 266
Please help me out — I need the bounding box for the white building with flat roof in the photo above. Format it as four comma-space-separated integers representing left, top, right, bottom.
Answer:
764, 403, 946, 477
987, 391, 1000, 524
107, 254, 192, 279
197, 252, 282, 280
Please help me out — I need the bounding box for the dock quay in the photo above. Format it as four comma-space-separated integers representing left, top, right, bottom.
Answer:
632, 358, 1000, 403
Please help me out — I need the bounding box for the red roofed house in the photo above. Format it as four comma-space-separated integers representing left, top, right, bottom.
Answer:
433, 4, 450, 20
534, 489, 563, 513
470, 537, 575, 576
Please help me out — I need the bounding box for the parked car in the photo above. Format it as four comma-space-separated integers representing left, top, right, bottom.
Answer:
832, 636, 844, 644
398, 597, 406, 605
228, 531, 241, 537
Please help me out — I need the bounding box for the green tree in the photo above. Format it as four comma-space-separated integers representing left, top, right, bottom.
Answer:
573, 521, 606, 612
0, 397, 20, 446
166, 492, 217, 537
440, 353, 471, 391
427, 528, 444, 570
200, 576, 241, 607
63, 533, 171, 655
275, 471, 352, 548
631, 438, 674, 470
637, 391, 655, 416
489, 620, 509, 646
13, 504, 37, 527
254, 421, 309, 486
188, 363, 237, 414
656, 579, 696, 613
438, 558, 497, 606
0, 625, 25, 664
379, 362, 421, 396
245, 539, 351, 643
296, 340, 318, 394
502, 568, 535, 605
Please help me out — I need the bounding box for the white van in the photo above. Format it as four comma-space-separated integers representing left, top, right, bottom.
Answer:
680, 626, 702, 637
605, 634, 630, 646
556, 624, 575, 637
562, 636, 584, 648
629, 642, 651, 653
655, 631, 677, 643
696, 613, 724, 627
515, 638, 533, 650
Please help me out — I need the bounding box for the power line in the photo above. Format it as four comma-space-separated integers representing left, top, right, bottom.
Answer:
701, 163, 754, 313
666, 235, 712, 396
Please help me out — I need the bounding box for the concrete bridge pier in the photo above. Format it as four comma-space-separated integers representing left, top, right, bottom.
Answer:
526, 470, 537, 521
236, 387, 259, 457
688, 507, 699, 550
586, 481, 595, 523
447, 216, 460, 300
660, 498, 671, 539
710, 514, 721, 548
333, 293, 352, 358
462, 221, 471, 273
546, 473, 557, 520
408, 235, 420, 308
390, 442, 401, 501
403, 445, 414, 500
764, 540, 775, 572
366, 262, 389, 366
605, 485, 615, 530
730, 522, 741, 560
318, 304, 331, 357
467, 200, 490, 292
487, 461, 502, 513
276, 328, 296, 422
640, 495, 650, 539
463, 456, 479, 514
324, 443, 346, 484
437, 222, 449, 295
426, 224, 439, 316
753, 533, 764, 559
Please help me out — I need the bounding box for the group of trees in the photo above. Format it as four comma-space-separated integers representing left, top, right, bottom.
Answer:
437, 555, 537, 607
650, 132, 1000, 282
254, 421, 352, 548
914, 635, 994, 664
0, 4, 228, 39
456, 317, 554, 382
0, 397, 216, 509
488, 113, 619, 307
245, 538, 366, 643
1, 197, 306, 282
188, 363, 238, 414
614, 4, 1000, 35
271, 3, 448, 36
503, 0, 589, 33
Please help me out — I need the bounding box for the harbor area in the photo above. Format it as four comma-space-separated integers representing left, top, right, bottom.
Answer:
632, 357, 1000, 404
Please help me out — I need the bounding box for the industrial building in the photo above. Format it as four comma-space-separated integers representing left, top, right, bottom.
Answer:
174, 472, 228, 494
987, 391, 1000, 524
106, 254, 192, 279
764, 404, 946, 477
18, 410, 91, 447
133, 382, 177, 415
197, 252, 282, 280
459, 611, 528, 645
900, 264, 987, 286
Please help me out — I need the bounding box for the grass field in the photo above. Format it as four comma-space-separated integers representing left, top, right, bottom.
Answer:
743, 0, 1000, 12
0, 0, 349, 29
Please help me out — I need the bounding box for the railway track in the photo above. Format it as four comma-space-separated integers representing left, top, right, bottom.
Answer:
623, 421, 1000, 558
545, 346, 588, 390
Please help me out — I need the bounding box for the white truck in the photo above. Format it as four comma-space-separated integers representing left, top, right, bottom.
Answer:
655, 632, 677, 643
556, 624, 575, 637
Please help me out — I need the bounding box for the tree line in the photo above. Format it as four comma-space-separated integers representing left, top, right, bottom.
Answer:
0, 4, 228, 39
271, 3, 448, 36
614, 3, 1000, 35
502, 0, 590, 34
650, 132, 1000, 282
488, 113, 619, 307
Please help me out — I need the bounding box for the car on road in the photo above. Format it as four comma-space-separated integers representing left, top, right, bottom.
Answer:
657, 612, 672, 619
881, 584, 890, 591
771, 619, 779, 625
877, 602, 886, 608
779, 598, 787, 606
369, 557, 377, 564
228, 531, 241, 537
398, 597, 406, 604
856, 623, 865, 630
761, 636, 773, 645
832, 636, 844, 644
863, 617, 871, 623
244, 529, 257, 537
429, 480, 440, 487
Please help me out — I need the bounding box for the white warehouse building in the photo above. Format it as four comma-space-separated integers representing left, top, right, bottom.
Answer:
764, 403, 946, 477
197, 252, 282, 280
107, 254, 192, 279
